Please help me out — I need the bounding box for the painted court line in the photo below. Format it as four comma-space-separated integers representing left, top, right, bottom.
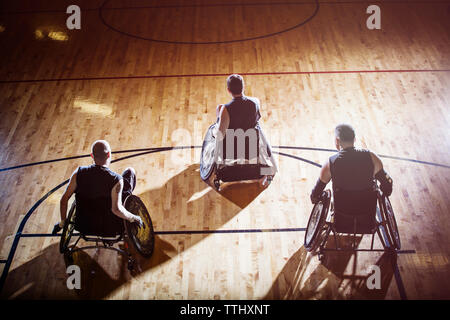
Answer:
1, 69, 450, 84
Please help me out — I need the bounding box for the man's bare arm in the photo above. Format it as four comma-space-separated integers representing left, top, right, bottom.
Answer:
59, 169, 78, 224
319, 160, 332, 184
111, 179, 141, 223
310, 160, 331, 204
216, 106, 230, 140
370, 151, 393, 196
370, 151, 383, 176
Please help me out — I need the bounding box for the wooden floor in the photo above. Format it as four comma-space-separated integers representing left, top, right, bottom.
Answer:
0, 0, 449, 299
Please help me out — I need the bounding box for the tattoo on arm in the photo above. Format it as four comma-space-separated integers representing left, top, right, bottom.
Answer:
115, 183, 121, 194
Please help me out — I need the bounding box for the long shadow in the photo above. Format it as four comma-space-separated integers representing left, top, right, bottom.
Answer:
1, 164, 268, 299
264, 235, 396, 299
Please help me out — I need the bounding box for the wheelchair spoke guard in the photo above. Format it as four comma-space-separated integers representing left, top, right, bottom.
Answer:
60, 201, 77, 254
305, 190, 331, 252
124, 195, 155, 258
381, 195, 401, 250
200, 123, 217, 181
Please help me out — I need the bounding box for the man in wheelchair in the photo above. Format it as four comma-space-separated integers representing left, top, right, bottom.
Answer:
305, 124, 399, 254
310, 124, 393, 204
200, 74, 277, 189
52, 140, 143, 236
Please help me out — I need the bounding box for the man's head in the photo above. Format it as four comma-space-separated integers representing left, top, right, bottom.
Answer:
91, 140, 111, 166
227, 74, 244, 96
334, 124, 355, 150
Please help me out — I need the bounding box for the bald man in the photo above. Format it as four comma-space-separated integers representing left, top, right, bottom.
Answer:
310, 124, 393, 204
52, 140, 142, 234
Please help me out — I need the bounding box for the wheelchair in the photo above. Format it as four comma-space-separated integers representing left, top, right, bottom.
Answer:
200, 122, 277, 190
59, 195, 155, 270
304, 184, 401, 261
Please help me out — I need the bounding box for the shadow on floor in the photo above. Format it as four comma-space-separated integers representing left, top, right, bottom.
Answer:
264, 235, 396, 299
2, 164, 270, 299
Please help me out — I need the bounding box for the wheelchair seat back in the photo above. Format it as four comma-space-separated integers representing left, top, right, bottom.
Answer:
333, 188, 377, 234
215, 127, 272, 182
219, 127, 260, 165
75, 194, 124, 237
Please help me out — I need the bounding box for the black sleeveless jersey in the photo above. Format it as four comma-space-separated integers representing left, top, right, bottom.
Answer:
75, 164, 123, 235
329, 147, 375, 192
225, 95, 261, 131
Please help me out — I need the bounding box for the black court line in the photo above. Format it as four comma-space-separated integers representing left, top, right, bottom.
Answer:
276, 146, 450, 169
1, 0, 448, 15
274, 151, 322, 167
2, 145, 449, 173
18, 231, 420, 254
0, 146, 199, 172
99, 0, 320, 45
2, 69, 450, 84
156, 227, 307, 235
20, 228, 307, 237
392, 259, 407, 300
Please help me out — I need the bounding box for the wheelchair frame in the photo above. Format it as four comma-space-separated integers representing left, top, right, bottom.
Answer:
200, 122, 276, 190
59, 195, 155, 270
304, 187, 401, 262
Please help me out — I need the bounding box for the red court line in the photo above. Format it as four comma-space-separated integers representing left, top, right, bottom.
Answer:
1, 69, 449, 84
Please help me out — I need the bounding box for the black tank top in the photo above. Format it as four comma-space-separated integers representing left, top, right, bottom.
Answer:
222, 96, 261, 161
329, 147, 375, 192
75, 164, 123, 236
225, 96, 261, 130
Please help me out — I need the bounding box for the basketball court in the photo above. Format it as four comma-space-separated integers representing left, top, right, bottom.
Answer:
0, 0, 449, 300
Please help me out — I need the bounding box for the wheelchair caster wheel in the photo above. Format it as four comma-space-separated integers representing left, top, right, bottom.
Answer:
213, 179, 220, 191
127, 258, 135, 271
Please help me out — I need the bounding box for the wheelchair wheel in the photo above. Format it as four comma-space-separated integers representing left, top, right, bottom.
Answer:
376, 193, 395, 249
124, 195, 155, 258
59, 201, 76, 254
381, 195, 401, 250
305, 190, 331, 252
200, 123, 217, 181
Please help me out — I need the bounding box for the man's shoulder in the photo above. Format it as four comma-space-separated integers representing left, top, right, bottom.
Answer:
244, 96, 260, 106
106, 168, 123, 180
355, 148, 372, 155
78, 165, 122, 180
77, 164, 93, 173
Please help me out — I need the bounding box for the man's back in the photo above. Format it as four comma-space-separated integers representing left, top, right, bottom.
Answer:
75, 164, 123, 236
225, 96, 261, 131
329, 147, 375, 192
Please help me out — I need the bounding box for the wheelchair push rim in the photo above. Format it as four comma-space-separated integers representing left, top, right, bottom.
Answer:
381, 195, 401, 250
200, 123, 217, 181
305, 190, 331, 251
59, 201, 76, 254
124, 195, 155, 258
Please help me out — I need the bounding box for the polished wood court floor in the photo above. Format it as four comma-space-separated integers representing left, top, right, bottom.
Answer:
0, 0, 449, 299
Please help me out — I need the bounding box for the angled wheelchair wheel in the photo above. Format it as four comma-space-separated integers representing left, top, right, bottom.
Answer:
200, 123, 217, 181
124, 195, 155, 258
305, 190, 331, 252
381, 195, 401, 250
59, 201, 77, 254
376, 192, 394, 249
